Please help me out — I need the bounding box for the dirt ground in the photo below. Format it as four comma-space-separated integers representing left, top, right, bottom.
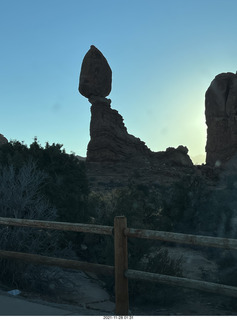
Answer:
1, 266, 236, 316
2, 287, 236, 315
16, 283, 237, 316
23, 289, 237, 315
130, 289, 237, 316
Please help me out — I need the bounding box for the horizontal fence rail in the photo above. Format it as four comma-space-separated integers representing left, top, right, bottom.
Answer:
125, 269, 237, 298
125, 227, 237, 250
1, 217, 236, 250
0, 217, 113, 235
0, 250, 114, 276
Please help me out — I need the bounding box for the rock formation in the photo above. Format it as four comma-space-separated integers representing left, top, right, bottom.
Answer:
0, 134, 8, 145
79, 45, 112, 98
87, 96, 152, 162
205, 72, 237, 166
79, 45, 193, 167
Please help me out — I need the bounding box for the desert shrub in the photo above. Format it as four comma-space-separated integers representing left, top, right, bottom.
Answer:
128, 247, 183, 307
87, 177, 213, 236
0, 139, 90, 253
85, 185, 181, 269
216, 250, 237, 287
85, 188, 184, 307
0, 159, 54, 220
157, 174, 210, 235
87, 184, 165, 230
0, 160, 76, 293
0, 139, 89, 224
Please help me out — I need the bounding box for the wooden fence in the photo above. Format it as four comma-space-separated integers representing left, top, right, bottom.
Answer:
0, 216, 237, 315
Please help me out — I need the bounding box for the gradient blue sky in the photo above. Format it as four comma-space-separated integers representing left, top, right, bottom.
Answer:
1, 0, 237, 164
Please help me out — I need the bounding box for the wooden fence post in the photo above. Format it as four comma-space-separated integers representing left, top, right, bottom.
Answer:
114, 216, 129, 315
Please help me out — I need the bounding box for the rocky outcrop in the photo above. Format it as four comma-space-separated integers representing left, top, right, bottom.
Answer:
79, 45, 193, 167
157, 146, 193, 167
0, 134, 8, 145
205, 72, 237, 166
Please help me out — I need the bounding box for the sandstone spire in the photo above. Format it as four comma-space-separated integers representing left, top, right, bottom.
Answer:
205, 72, 237, 166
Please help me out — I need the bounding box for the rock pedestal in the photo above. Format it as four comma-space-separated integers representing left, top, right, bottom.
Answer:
87, 96, 151, 162
205, 72, 237, 166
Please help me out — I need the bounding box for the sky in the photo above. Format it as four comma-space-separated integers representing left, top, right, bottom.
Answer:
1, 0, 237, 164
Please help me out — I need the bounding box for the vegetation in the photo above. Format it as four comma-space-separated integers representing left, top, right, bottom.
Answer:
128, 247, 183, 307
86, 173, 237, 302
0, 139, 88, 292
85, 185, 184, 306
0, 159, 76, 292
0, 139, 236, 308
0, 138, 89, 224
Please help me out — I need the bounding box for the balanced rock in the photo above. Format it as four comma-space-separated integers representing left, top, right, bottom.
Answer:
79, 46, 193, 167
205, 72, 237, 166
79, 45, 112, 98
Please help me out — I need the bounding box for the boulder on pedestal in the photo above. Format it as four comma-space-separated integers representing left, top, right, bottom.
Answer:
79, 45, 112, 98
78, 45, 193, 167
